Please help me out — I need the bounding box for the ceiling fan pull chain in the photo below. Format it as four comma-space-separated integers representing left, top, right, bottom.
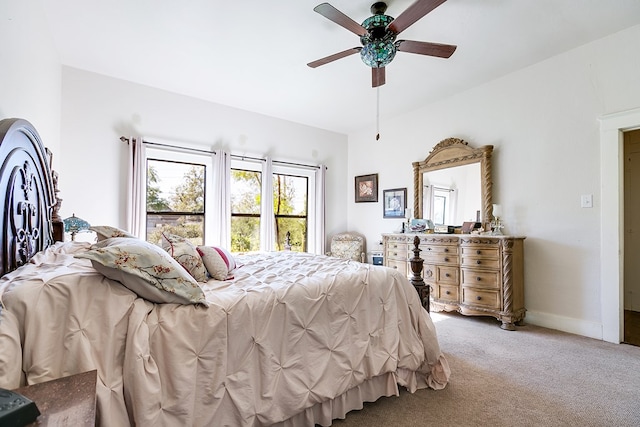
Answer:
376, 86, 380, 141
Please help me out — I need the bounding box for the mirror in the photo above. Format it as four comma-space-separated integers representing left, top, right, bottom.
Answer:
413, 138, 493, 226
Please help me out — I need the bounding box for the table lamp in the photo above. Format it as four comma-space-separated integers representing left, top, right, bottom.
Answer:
63, 214, 91, 241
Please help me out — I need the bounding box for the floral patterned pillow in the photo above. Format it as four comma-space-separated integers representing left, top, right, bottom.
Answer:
76, 237, 208, 306
90, 225, 137, 241
160, 233, 208, 283
197, 246, 237, 280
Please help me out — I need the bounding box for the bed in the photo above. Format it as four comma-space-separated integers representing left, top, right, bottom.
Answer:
0, 118, 450, 426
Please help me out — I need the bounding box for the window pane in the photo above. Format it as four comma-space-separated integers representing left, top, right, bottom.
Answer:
147, 214, 204, 245
273, 174, 307, 215
147, 160, 205, 213
146, 159, 205, 243
276, 217, 307, 252
231, 216, 260, 252
231, 169, 262, 214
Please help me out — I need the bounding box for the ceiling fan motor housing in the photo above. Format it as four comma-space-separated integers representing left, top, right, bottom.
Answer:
359, 13, 397, 68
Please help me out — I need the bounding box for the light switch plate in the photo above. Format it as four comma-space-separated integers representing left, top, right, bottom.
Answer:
581, 194, 593, 208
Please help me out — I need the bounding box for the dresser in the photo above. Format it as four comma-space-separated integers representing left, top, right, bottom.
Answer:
383, 233, 526, 330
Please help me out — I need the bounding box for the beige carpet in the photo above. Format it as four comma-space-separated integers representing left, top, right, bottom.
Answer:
330, 312, 640, 427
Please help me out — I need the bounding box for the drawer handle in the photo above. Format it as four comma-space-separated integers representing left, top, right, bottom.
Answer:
476, 277, 482, 281
445, 290, 451, 295
393, 266, 397, 269
444, 248, 449, 253
427, 247, 432, 251
476, 250, 481, 255
444, 257, 449, 262
476, 296, 482, 301
445, 273, 450, 278
476, 260, 482, 265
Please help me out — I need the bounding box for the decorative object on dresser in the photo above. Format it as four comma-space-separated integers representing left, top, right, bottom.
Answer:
354, 173, 378, 202
413, 138, 493, 229
383, 233, 526, 330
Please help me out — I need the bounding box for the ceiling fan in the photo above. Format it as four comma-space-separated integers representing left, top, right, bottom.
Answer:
307, 0, 457, 87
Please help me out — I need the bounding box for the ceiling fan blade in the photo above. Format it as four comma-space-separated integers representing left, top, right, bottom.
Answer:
387, 0, 447, 35
372, 67, 386, 87
313, 3, 367, 36
307, 47, 361, 68
397, 40, 457, 58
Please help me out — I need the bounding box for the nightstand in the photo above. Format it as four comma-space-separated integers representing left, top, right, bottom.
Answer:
13, 370, 97, 426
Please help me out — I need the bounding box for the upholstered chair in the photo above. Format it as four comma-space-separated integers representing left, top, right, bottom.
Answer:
327, 232, 366, 263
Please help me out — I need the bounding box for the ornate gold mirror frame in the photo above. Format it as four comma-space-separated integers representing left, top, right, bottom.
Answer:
413, 138, 494, 225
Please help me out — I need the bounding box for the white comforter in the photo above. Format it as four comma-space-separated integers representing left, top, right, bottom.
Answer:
0, 242, 449, 426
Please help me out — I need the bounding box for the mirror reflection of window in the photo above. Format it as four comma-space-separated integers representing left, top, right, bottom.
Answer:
422, 162, 479, 225
433, 189, 448, 225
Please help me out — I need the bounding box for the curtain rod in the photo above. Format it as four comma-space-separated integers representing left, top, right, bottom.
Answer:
120, 136, 321, 170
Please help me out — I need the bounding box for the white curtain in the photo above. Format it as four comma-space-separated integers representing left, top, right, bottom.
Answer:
126, 137, 146, 238
260, 157, 275, 251
314, 165, 327, 255
211, 150, 231, 247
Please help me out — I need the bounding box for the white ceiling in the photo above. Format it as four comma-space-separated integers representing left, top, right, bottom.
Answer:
42, 0, 640, 134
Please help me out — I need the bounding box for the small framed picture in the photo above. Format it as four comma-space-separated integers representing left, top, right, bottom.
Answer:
355, 174, 378, 203
383, 188, 407, 218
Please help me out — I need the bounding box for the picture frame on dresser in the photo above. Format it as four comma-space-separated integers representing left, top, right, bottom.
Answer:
383, 188, 407, 218
354, 174, 378, 203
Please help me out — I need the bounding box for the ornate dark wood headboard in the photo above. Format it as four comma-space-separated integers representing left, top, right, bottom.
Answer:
0, 118, 63, 277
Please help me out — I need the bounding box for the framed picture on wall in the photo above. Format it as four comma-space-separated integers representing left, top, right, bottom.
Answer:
354, 174, 378, 203
383, 188, 407, 218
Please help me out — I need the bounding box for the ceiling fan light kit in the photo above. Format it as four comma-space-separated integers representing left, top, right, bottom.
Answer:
308, 0, 457, 88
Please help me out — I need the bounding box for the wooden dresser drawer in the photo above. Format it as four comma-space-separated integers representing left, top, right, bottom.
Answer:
461, 256, 500, 269
461, 246, 500, 258
424, 254, 459, 265
422, 244, 458, 256
385, 248, 408, 261
437, 265, 459, 285
435, 284, 459, 302
462, 287, 501, 309
461, 268, 500, 289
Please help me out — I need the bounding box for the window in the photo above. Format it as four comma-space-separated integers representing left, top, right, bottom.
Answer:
230, 168, 261, 252
140, 146, 319, 252
144, 147, 212, 245
230, 159, 316, 253
273, 172, 308, 252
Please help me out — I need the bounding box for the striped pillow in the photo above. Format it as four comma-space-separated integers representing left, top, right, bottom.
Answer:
197, 246, 237, 281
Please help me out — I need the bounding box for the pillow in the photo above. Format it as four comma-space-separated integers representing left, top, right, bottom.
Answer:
197, 245, 237, 280
90, 225, 137, 241
76, 238, 208, 306
160, 233, 208, 283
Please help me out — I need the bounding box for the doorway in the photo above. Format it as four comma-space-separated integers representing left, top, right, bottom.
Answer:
623, 129, 640, 346
600, 107, 640, 344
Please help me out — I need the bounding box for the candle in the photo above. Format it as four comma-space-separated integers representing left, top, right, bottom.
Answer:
405, 208, 412, 219
492, 204, 502, 218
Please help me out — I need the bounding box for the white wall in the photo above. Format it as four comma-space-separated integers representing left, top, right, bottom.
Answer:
347, 24, 640, 338
0, 0, 61, 157
59, 67, 349, 244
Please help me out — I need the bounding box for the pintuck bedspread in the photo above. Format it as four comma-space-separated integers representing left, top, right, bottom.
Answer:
0, 242, 450, 426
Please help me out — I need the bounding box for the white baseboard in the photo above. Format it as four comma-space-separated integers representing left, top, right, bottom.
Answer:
524, 310, 604, 341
